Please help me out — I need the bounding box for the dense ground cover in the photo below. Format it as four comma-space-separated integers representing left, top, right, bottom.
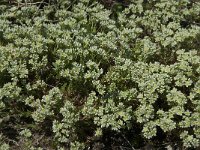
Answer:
0, 0, 200, 149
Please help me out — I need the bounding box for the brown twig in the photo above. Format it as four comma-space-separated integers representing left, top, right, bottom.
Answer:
121, 133, 136, 150
10, 1, 49, 7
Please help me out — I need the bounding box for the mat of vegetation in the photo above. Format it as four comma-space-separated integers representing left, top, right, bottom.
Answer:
0, 0, 200, 149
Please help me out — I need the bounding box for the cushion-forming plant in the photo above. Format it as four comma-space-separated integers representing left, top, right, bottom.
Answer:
0, 0, 200, 149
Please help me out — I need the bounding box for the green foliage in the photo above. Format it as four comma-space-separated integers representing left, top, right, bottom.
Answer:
0, 0, 200, 149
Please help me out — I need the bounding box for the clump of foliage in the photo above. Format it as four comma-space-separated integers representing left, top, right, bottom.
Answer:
0, 0, 200, 149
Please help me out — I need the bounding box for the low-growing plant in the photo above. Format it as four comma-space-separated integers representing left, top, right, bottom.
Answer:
0, 0, 200, 149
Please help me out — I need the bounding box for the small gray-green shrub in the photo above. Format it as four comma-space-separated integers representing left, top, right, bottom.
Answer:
0, 0, 200, 149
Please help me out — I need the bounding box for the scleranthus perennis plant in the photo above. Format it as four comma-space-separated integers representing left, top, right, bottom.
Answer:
0, 0, 200, 149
